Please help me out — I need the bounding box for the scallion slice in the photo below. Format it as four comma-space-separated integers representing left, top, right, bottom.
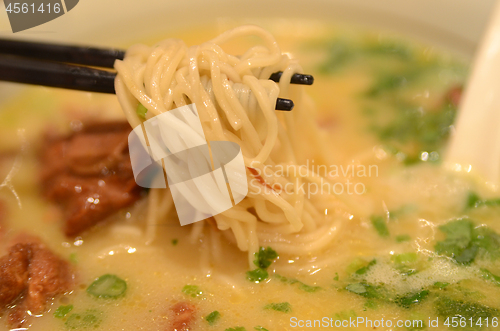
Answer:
87, 274, 127, 299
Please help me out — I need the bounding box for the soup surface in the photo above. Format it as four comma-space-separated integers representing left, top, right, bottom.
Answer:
1, 22, 500, 331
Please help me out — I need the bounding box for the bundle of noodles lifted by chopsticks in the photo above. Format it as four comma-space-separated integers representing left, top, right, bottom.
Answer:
114, 25, 346, 266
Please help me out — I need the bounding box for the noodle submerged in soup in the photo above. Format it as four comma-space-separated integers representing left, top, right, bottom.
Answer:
1, 23, 500, 331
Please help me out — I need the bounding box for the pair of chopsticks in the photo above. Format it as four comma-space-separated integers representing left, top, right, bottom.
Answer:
0, 39, 314, 111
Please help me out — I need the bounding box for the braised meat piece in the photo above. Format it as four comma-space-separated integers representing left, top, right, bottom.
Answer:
40, 122, 142, 236
25, 243, 74, 312
0, 244, 30, 308
0, 240, 73, 327
169, 302, 196, 331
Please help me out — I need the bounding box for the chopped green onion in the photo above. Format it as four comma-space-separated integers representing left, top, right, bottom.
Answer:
87, 274, 127, 299
264, 302, 291, 313
299, 283, 322, 293
392, 252, 417, 265
396, 234, 411, 242
433, 218, 500, 264
371, 216, 389, 237
136, 103, 148, 119
253, 247, 278, 269
395, 290, 429, 308
466, 191, 500, 209
346, 283, 366, 294
225, 327, 246, 331
182, 285, 203, 298
435, 297, 498, 321
345, 283, 384, 299
274, 274, 322, 292
355, 259, 376, 275
65, 310, 102, 329
364, 299, 378, 310
433, 282, 449, 289
205, 310, 220, 325
246, 268, 269, 283
54, 304, 73, 318
467, 192, 482, 208
481, 268, 500, 286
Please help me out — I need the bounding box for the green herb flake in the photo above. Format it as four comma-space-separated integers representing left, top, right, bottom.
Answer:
246, 268, 269, 283
396, 234, 411, 242
254, 327, 269, 331
136, 103, 148, 119
392, 252, 418, 265
54, 304, 73, 318
364, 299, 378, 310
472, 226, 500, 260
345, 283, 383, 299
87, 274, 127, 299
65, 310, 102, 329
182, 285, 203, 298
264, 302, 291, 313
274, 274, 321, 292
355, 259, 376, 275
435, 218, 500, 264
253, 247, 278, 269
299, 283, 322, 293
481, 268, 500, 286
466, 191, 500, 209
395, 290, 430, 308
467, 192, 482, 209
435, 297, 498, 321
225, 327, 247, 331
435, 218, 475, 264
346, 283, 367, 294
399, 268, 418, 276
172, 239, 178, 246
276, 275, 290, 283
371, 216, 389, 237
366, 73, 409, 97
333, 272, 339, 281
205, 310, 220, 325
433, 282, 449, 289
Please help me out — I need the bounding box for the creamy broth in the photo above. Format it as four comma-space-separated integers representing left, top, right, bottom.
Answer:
1, 22, 500, 331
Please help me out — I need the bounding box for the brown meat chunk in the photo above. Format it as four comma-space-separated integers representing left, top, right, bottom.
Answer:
40, 121, 142, 236
0, 240, 73, 327
25, 243, 73, 313
170, 302, 196, 331
0, 244, 30, 307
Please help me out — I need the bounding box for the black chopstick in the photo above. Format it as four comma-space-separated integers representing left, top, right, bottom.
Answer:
0, 55, 116, 94
0, 38, 124, 69
275, 98, 294, 111
269, 72, 314, 85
